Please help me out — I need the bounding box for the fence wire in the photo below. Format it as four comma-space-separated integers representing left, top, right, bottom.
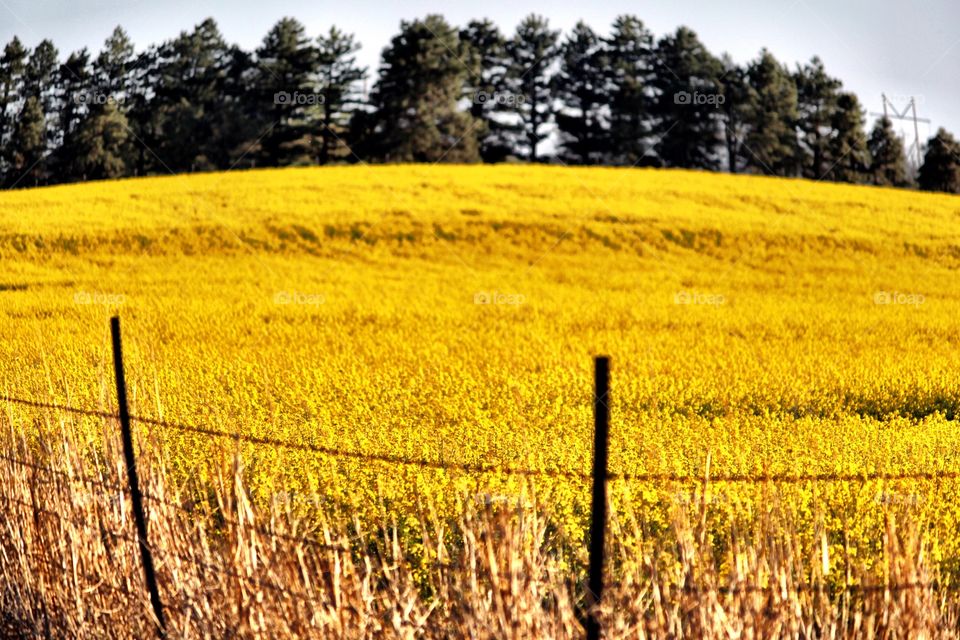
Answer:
3, 394, 959, 485
5, 395, 960, 598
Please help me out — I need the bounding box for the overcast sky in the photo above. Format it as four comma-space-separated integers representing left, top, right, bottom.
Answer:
1, 0, 957, 150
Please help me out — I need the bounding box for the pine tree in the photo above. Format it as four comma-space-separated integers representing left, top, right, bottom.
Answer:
23, 39, 58, 108
716, 55, 752, 173
743, 49, 799, 176
822, 92, 869, 183
73, 99, 131, 180
0, 37, 28, 181
794, 57, 841, 179
127, 45, 163, 176
213, 45, 260, 169
604, 15, 655, 166
153, 18, 246, 171
918, 128, 960, 193
651, 26, 723, 169
460, 19, 514, 162
365, 15, 479, 163
254, 17, 318, 166
314, 27, 366, 165
504, 15, 560, 162
94, 26, 135, 100
61, 27, 135, 182
867, 117, 909, 187
554, 21, 607, 165
6, 96, 46, 187
53, 48, 92, 182
11, 40, 59, 185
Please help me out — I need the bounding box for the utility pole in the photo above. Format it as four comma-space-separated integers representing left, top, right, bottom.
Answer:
870, 94, 931, 169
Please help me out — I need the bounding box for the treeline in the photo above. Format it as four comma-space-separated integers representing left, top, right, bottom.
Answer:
1, 14, 959, 193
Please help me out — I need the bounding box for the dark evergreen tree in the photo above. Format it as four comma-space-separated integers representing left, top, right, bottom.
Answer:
650, 26, 723, 169
743, 49, 799, 176
72, 99, 131, 180
213, 45, 259, 168
52, 49, 92, 181
23, 39, 58, 108
314, 27, 366, 164
149, 19, 249, 171
6, 96, 46, 187
62, 27, 137, 182
345, 105, 377, 162
364, 15, 479, 163
716, 54, 752, 173
254, 17, 318, 166
504, 14, 559, 162
822, 91, 869, 183
11, 41, 59, 184
794, 57, 841, 179
0, 15, 936, 189
603, 15, 655, 166
554, 21, 607, 164
460, 19, 514, 162
918, 128, 960, 193
867, 117, 909, 187
126, 44, 163, 176
94, 27, 136, 100
0, 37, 28, 181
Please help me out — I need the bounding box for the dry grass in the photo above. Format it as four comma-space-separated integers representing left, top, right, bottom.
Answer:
5, 166, 960, 636
1, 412, 958, 639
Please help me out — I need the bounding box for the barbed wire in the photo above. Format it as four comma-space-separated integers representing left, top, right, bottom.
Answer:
137, 490, 355, 553
132, 413, 592, 480
153, 546, 318, 600
0, 450, 129, 493
2, 494, 84, 523
0, 395, 115, 420
0, 449, 356, 553
4, 394, 960, 485
23, 512, 317, 602
27, 550, 136, 600
0, 447, 369, 559
675, 581, 960, 595
5, 488, 960, 603
613, 470, 960, 483
0, 395, 589, 479
9, 393, 960, 624
16, 514, 193, 608
6, 504, 322, 606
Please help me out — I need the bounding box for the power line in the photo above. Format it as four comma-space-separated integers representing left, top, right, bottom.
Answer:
870, 93, 931, 168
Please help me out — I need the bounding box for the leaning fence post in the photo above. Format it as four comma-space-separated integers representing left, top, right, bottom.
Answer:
111, 316, 167, 639
586, 356, 610, 640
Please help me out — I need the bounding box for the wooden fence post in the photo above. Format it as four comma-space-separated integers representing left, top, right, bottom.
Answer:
586, 355, 610, 640
111, 316, 167, 639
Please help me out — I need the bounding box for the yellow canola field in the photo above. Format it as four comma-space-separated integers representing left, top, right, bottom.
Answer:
3, 164, 960, 574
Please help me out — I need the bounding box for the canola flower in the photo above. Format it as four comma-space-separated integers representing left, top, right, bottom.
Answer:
2, 164, 960, 580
